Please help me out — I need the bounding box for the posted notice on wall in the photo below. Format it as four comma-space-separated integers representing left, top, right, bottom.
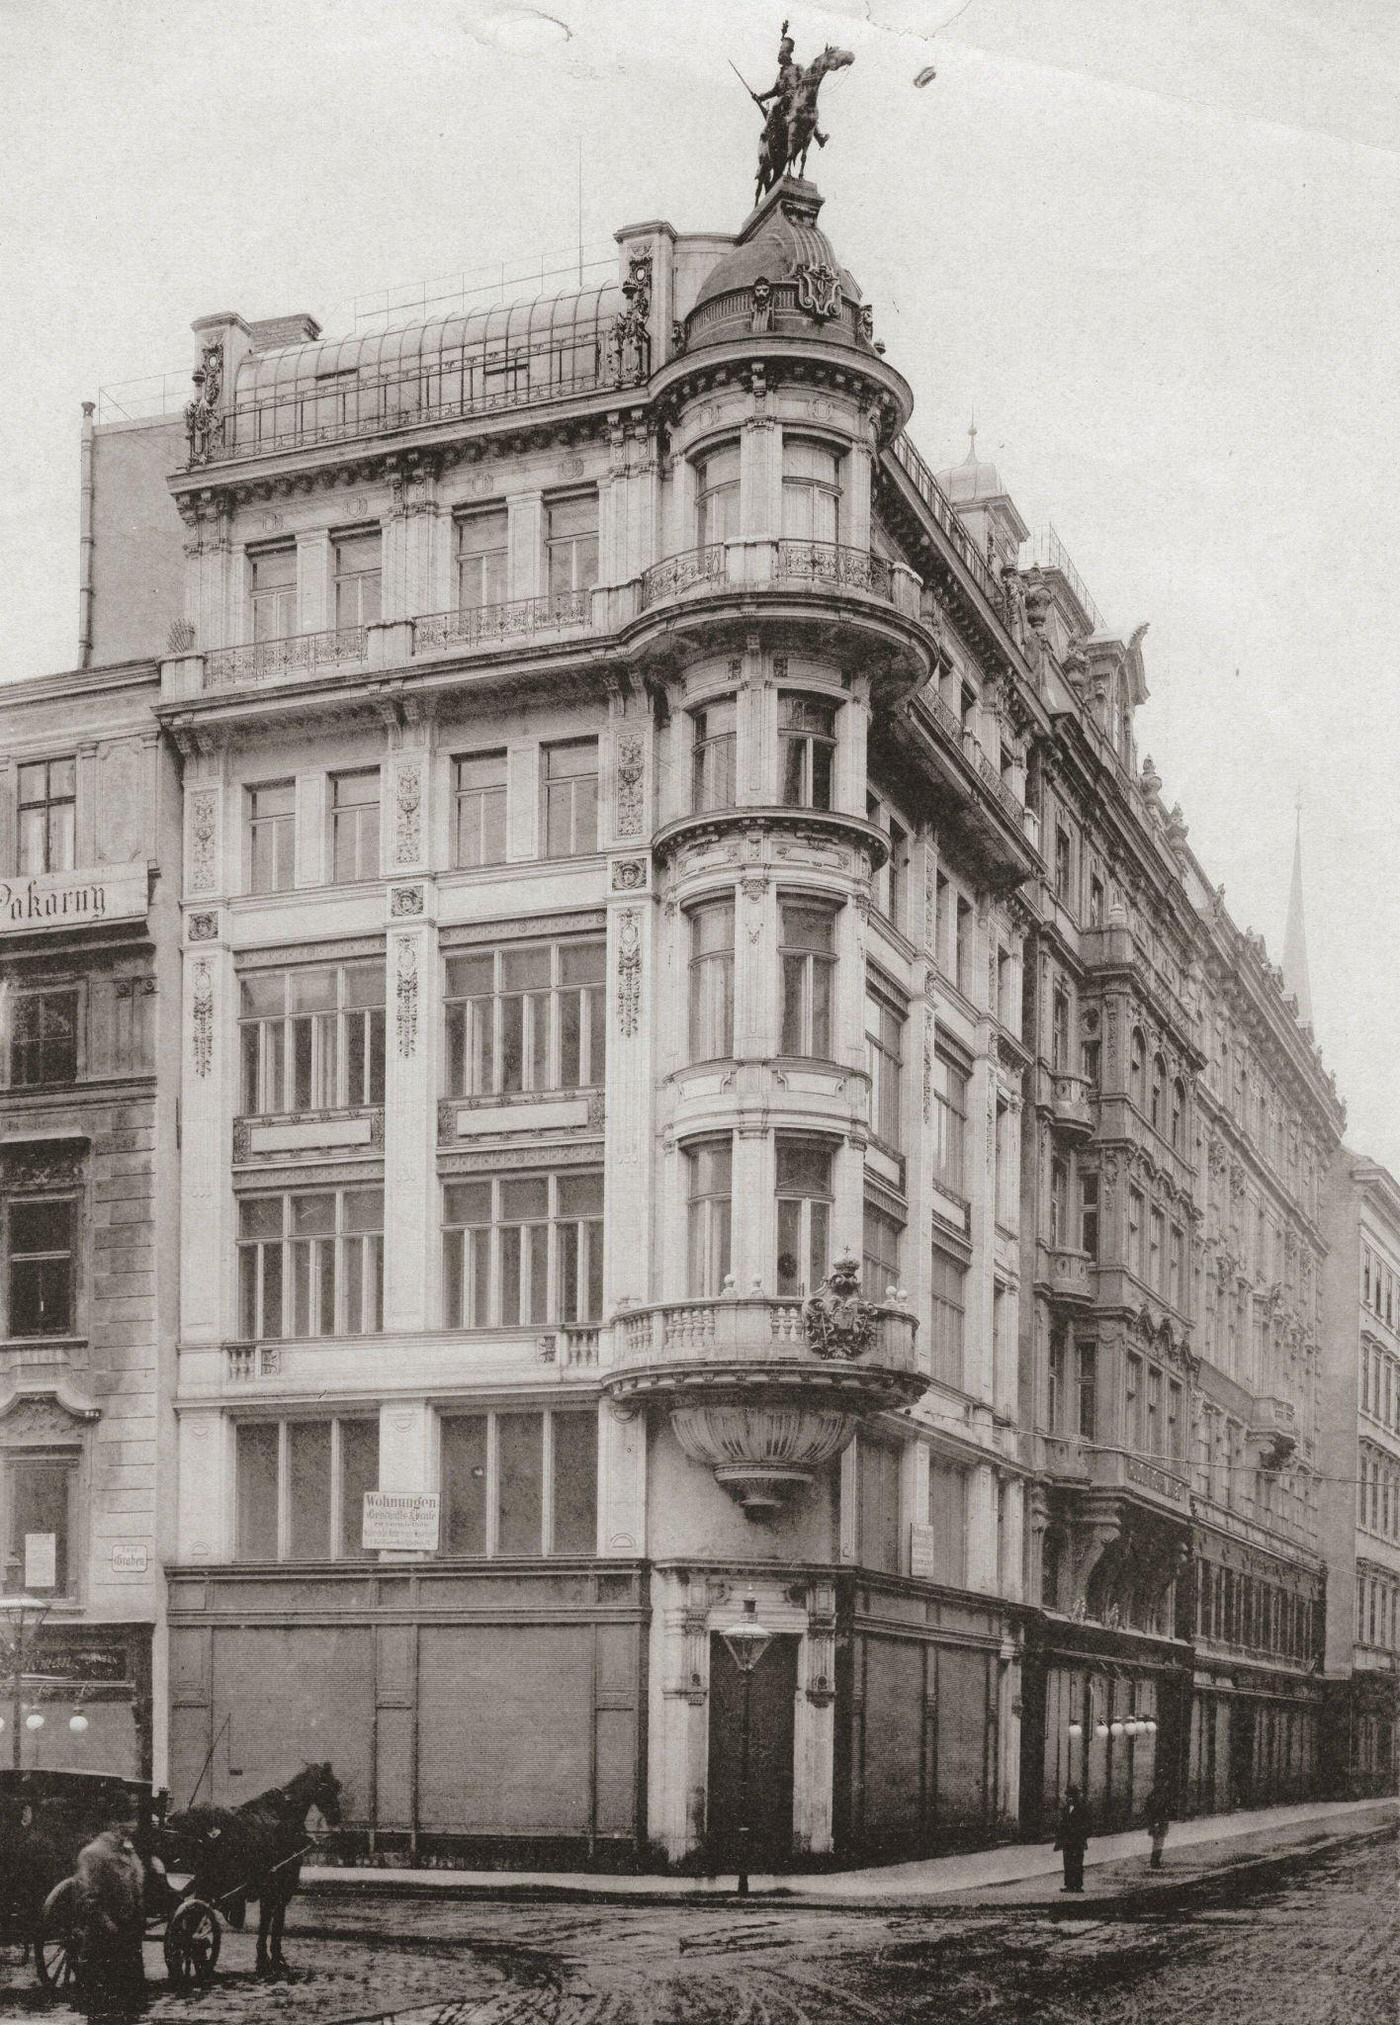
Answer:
909, 1525, 938, 1581
362, 1491, 440, 1552
24, 1532, 57, 1589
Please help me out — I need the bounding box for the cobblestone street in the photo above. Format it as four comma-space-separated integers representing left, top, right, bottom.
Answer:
0, 1827, 1393, 2025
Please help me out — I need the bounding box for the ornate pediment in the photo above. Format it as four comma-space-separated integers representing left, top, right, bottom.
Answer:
0, 1386, 100, 1443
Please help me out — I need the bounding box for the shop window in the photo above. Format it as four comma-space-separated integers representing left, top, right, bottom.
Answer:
542, 738, 598, 856
7, 1198, 76, 1337
234, 1415, 378, 1562
239, 960, 385, 1114
686, 1139, 733, 1298
17, 757, 76, 876
237, 1187, 383, 1339
8, 990, 78, 1089
774, 1138, 831, 1298
439, 1408, 597, 1556
2, 1455, 77, 1596
442, 1169, 602, 1328
444, 936, 605, 1097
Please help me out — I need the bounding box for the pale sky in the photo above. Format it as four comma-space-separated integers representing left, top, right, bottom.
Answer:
1, 0, 1396, 1170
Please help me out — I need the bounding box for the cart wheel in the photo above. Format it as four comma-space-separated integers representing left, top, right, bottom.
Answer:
164, 1897, 221, 1989
35, 1877, 84, 1992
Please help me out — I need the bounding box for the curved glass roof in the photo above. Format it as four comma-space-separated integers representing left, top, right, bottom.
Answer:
222, 282, 625, 460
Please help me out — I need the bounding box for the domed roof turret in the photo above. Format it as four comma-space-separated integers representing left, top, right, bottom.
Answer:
683, 177, 877, 356
937, 422, 1005, 504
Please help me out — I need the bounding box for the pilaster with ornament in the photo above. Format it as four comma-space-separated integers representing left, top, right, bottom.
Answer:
181, 924, 236, 1348
602, 883, 653, 1318
383, 885, 437, 1334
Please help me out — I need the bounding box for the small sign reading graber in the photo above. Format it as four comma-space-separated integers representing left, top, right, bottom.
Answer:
362, 1491, 440, 1552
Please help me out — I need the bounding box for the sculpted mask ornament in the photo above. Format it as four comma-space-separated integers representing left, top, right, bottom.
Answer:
803, 1254, 877, 1360
750, 276, 774, 333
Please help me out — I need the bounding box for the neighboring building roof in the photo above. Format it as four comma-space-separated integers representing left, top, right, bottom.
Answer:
1282, 809, 1314, 1028
937, 421, 1005, 506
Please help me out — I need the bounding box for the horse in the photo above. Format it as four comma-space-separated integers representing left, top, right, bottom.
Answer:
165, 1761, 341, 1979
755, 46, 855, 200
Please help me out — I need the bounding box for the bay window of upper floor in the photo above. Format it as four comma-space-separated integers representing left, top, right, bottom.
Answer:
237, 1183, 384, 1341
239, 957, 386, 1117
679, 678, 856, 821
781, 437, 843, 544
444, 931, 605, 1101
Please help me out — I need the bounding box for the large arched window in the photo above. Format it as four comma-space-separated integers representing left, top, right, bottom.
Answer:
1130, 1027, 1146, 1108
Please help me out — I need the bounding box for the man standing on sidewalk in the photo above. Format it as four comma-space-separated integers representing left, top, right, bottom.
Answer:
1145, 1781, 1173, 1869
1054, 1785, 1091, 1893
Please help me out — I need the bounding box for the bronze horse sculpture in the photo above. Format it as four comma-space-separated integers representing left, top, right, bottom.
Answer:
755, 45, 854, 200
165, 1761, 341, 1978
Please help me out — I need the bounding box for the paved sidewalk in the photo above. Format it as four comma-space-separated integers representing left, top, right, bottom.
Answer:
302, 1794, 1397, 1906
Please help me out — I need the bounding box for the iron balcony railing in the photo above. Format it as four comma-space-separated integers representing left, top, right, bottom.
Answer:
888, 434, 1003, 610
910, 689, 1028, 831
775, 540, 893, 600
412, 589, 592, 653
203, 625, 367, 689
639, 544, 726, 609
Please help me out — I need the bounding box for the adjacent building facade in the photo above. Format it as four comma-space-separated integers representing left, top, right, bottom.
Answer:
1320, 1153, 1400, 1794
0, 660, 181, 1777
0, 164, 1387, 1859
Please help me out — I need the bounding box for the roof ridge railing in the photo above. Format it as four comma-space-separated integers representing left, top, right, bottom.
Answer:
1031, 523, 1106, 634
351, 243, 618, 333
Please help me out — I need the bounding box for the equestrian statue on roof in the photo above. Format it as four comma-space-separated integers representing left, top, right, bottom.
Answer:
736, 21, 855, 203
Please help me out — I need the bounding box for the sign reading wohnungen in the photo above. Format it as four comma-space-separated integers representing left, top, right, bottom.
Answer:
0, 863, 147, 936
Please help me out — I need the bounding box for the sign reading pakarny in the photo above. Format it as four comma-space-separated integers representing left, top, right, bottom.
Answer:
0, 862, 147, 936
361, 1491, 440, 1552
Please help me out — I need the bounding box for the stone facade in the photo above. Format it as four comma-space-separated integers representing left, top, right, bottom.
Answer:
1319, 1154, 1400, 1794
0, 661, 180, 1776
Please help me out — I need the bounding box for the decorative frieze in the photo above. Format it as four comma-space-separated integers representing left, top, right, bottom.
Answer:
616, 910, 641, 1037
395, 937, 419, 1057
191, 959, 214, 1078
393, 764, 423, 867
615, 735, 645, 837
188, 791, 218, 894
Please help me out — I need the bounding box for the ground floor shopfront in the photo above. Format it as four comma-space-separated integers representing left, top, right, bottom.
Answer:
1019, 1616, 1189, 1838
165, 1561, 1021, 1869
6, 1620, 153, 1781
1320, 1668, 1398, 1799
1184, 1658, 1324, 1816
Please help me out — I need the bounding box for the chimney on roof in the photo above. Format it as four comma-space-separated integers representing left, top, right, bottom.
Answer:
1281, 803, 1314, 1030
246, 313, 323, 351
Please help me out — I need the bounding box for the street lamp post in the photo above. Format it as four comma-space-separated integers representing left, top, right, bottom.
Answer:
0, 1594, 54, 1772
720, 1595, 774, 1898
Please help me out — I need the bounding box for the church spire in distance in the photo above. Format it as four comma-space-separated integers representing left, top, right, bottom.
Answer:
1281, 797, 1314, 1028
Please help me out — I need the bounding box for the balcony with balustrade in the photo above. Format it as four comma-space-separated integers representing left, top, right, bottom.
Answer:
602, 1291, 922, 1517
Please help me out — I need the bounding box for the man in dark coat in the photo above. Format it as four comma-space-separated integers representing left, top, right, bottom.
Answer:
1054, 1783, 1090, 1893
1145, 1780, 1173, 1868
75, 1810, 146, 2010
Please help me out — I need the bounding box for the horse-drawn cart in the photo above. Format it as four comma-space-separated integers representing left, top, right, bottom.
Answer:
0, 1767, 222, 1993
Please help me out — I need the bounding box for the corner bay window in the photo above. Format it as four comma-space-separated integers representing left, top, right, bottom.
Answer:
779, 901, 835, 1057
781, 437, 842, 543
544, 738, 598, 856
779, 694, 836, 809
445, 936, 604, 1096
687, 1141, 733, 1297
688, 899, 734, 1062
3, 1456, 76, 1595
691, 697, 737, 813
249, 781, 296, 895
238, 1187, 384, 1339
695, 442, 740, 546
235, 1415, 379, 1562
776, 1139, 831, 1298
8, 990, 78, 1088
240, 960, 386, 1114
440, 1408, 597, 1557
8, 1198, 76, 1337
17, 757, 76, 875
443, 1169, 603, 1328
454, 751, 508, 867
456, 507, 508, 610
331, 769, 381, 883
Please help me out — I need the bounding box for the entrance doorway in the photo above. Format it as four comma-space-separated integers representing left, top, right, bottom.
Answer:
707, 1632, 798, 1872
